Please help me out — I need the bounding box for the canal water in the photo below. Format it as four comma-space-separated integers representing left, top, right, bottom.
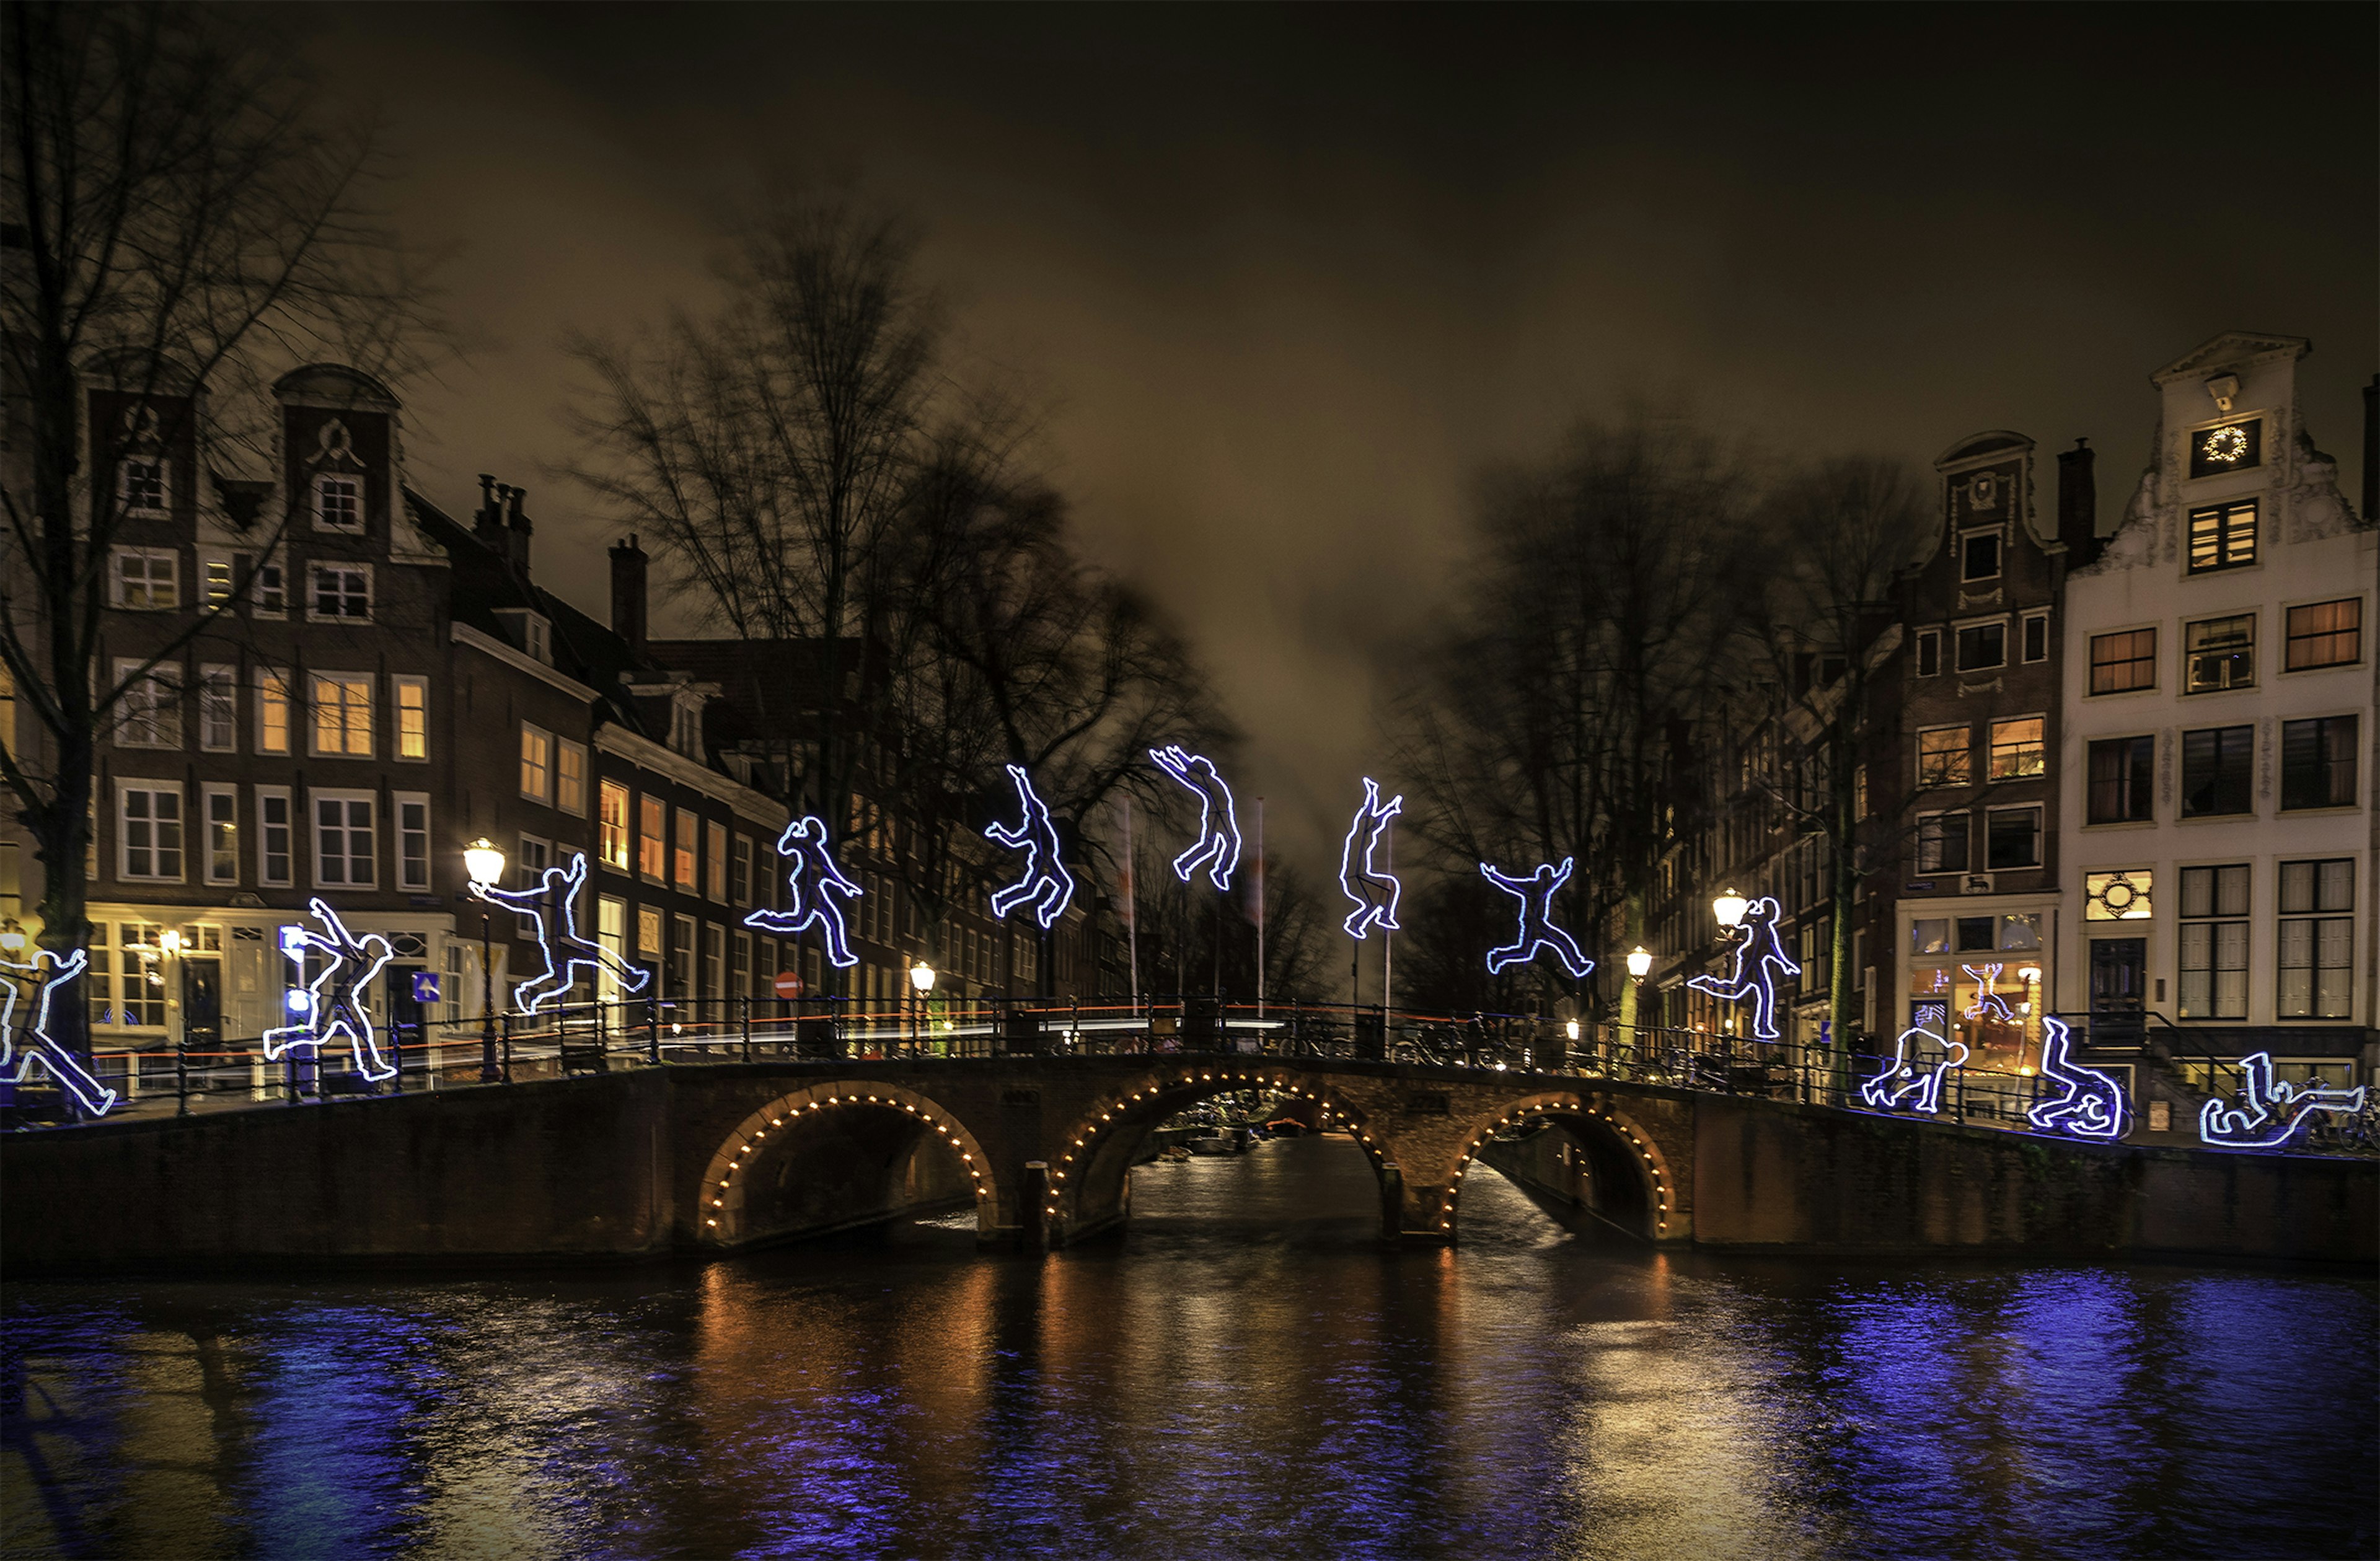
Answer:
3, 1135, 2374, 1560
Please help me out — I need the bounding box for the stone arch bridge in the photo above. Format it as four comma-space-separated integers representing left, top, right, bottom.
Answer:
2, 1056, 2371, 1268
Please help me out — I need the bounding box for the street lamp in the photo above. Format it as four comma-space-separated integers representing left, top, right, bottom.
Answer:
465, 838, 507, 1082
1626, 945, 1653, 980
1712, 888, 1749, 931
0, 920, 25, 954
909, 961, 936, 1053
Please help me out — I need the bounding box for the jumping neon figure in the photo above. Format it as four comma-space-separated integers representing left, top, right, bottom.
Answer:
1859, 1026, 1970, 1115
1686, 895, 1799, 1041
0, 949, 118, 1116
2025, 1016, 2128, 1141
2199, 1052, 2368, 1149
1961, 964, 2019, 1026
474, 852, 653, 1008
1338, 778, 1403, 939
1150, 745, 1242, 892
744, 817, 862, 969
1480, 858, 1593, 978
262, 900, 398, 1083
989, 765, 1076, 930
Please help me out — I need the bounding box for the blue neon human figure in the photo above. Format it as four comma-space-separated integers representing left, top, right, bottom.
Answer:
1150, 745, 1241, 892
2024, 1015, 2128, 1141
744, 817, 862, 968
0, 949, 118, 1116
1686, 895, 1799, 1040
1480, 857, 1593, 978
262, 900, 398, 1083
1338, 778, 1403, 939
1859, 1026, 1970, 1114
2199, 1052, 2368, 1149
475, 852, 653, 1009
988, 764, 1076, 930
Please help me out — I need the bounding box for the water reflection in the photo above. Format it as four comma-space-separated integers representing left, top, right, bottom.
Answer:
4, 1137, 2373, 1559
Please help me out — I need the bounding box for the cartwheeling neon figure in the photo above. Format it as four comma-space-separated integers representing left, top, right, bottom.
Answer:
0, 948, 118, 1116
262, 900, 398, 1083
2025, 1016, 2128, 1141
989, 765, 1077, 930
1686, 895, 1799, 1040
1480, 857, 1592, 978
745, 817, 862, 969
1339, 778, 1403, 939
2199, 1052, 2368, 1149
1860, 1025, 1970, 1115
1150, 745, 1241, 892
475, 851, 653, 1008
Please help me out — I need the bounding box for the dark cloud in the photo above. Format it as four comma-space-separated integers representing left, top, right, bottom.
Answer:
307, 2, 2378, 871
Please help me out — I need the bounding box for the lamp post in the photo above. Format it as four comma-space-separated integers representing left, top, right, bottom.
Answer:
464, 838, 507, 1083
909, 961, 936, 1055
1711, 887, 1748, 932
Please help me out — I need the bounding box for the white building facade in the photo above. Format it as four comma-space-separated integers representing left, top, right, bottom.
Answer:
2058, 333, 2375, 1093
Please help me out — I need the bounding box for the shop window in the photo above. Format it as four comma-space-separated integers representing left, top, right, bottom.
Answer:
2277, 860, 2353, 1019
2179, 726, 2254, 817
1988, 716, 2045, 780
2089, 628, 2156, 694
2178, 864, 2249, 1019
1985, 807, 2042, 869
1916, 726, 1971, 788
1998, 913, 2042, 952
2188, 418, 2261, 478
2184, 615, 2255, 693
1955, 917, 1996, 954
2086, 736, 2155, 824
2083, 870, 2152, 922
1911, 919, 1950, 957
1955, 622, 2006, 672
2285, 597, 2363, 671
2280, 716, 2358, 811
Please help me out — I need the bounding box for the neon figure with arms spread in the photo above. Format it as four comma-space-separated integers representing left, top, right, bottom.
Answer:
1479, 857, 1592, 978
744, 817, 862, 969
1686, 895, 1799, 1040
473, 851, 653, 1008
1339, 778, 1403, 939
262, 899, 399, 1083
988, 764, 1077, 930
1150, 745, 1241, 891
0, 948, 117, 1116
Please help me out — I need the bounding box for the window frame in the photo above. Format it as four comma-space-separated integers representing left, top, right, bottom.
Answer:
395, 791, 431, 891
310, 788, 378, 890
599, 779, 632, 870
255, 666, 293, 755
1958, 528, 2003, 584
2177, 863, 2250, 1020
555, 739, 588, 816
1916, 724, 1973, 789
118, 455, 170, 517
638, 794, 667, 883
2276, 858, 2354, 1021
2085, 735, 2156, 825
1916, 810, 1969, 875
2179, 724, 2255, 819
111, 657, 183, 749
247, 554, 287, 620
1986, 715, 2046, 781
2188, 417, 2262, 480
705, 820, 728, 904
202, 782, 239, 886
2087, 626, 2157, 695
2279, 715, 2360, 812
2186, 499, 2259, 574
306, 560, 374, 623
110, 547, 180, 610
731, 835, 753, 907
1953, 617, 2008, 674
1914, 629, 1941, 679
197, 662, 237, 753
2283, 596, 2364, 672
1983, 805, 2043, 871
674, 807, 700, 892
312, 471, 365, 534
256, 785, 293, 887
309, 671, 375, 759
519, 722, 553, 804
392, 675, 430, 762
2020, 610, 2050, 664
116, 780, 186, 882
2182, 613, 2255, 695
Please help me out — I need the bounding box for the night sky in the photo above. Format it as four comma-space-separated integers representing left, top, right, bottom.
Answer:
309, 3, 2377, 869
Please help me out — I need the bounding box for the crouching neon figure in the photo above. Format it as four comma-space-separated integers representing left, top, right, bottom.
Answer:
1859, 1025, 1969, 1115
2199, 1052, 2368, 1149
0, 948, 118, 1117
2024, 1016, 2128, 1141
262, 900, 397, 1083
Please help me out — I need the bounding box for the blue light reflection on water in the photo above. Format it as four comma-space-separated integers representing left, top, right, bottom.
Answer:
3, 1138, 2374, 1560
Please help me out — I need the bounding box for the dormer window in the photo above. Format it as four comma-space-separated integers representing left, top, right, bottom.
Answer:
494, 608, 553, 666
314, 473, 363, 533
2189, 418, 2261, 479
120, 457, 169, 517
671, 696, 702, 757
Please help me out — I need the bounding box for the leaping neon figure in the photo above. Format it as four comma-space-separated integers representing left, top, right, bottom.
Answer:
2199, 1052, 2368, 1149
744, 817, 861, 968
1686, 895, 1799, 1040
262, 900, 397, 1083
1962, 964, 2019, 1026
1859, 1025, 1970, 1115
1339, 778, 1403, 939
1150, 745, 1241, 892
1480, 858, 1592, 978
989, 765, 1076, 930
474, 852, 653, 1008
2025, 1016, 2128, 1141
0, 948, 118, 1116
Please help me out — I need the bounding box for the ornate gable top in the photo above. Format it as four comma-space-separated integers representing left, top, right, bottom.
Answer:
2151, 332, 2310, 385
1934, 429, 2031, 470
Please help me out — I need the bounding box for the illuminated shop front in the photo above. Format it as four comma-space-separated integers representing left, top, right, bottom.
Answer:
1905, 907, 2053, 1075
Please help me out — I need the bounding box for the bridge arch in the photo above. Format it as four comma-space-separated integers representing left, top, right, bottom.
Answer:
694, 1080, 995, 1249
1425, 1091, 1678, 1242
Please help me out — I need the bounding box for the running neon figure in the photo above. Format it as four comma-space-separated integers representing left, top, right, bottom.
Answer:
989, 765, 1076, 929
2025, 1016, 2128, 1141
744, 817, 862, 968
1480, 857, 1592, 978
1859, 1025, 1970, 1115
1686, 895, 1799, 1040
1150, 745, 1241, 891
2199, 1052, 2368, 1149
0, 948, 118, 1116
1339, 777, 1403, 939
474, 852, 653, 1008
262, 900, 398, 1083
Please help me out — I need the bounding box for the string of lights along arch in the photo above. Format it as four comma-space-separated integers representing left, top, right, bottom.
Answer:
744, 817, 862, 969
263, 900, 399, 1084
469, 851, 652, 1012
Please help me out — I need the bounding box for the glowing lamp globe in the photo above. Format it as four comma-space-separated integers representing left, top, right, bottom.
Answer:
285, 989, 312, 1015
1626, 945, 1653, 980
1, 921, 29, 954
159, 928, 183, 956
909, 962, 937, 995
1564, 1019, 1582, 1042
1712, 889, 1749, 930
464, 837, 507, 890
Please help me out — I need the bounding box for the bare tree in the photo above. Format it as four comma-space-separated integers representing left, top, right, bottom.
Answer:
0, 2, 426, 1026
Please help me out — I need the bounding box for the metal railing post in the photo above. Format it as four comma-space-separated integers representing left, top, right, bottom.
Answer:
175, 1031, 190, 1117
742, 995, 752, 1063
648, 995, 662, 1066
500, 1009, 513, 1083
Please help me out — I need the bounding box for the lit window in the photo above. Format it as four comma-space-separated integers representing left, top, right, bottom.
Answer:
1916, 726, 1970, 788
639, 796, 666, 881
1987, 717, 2044, 780
257, 667, 292, 755
1954, 622, 2004, 672
198, 664, 236, 752
112, 548, 178, 610
1959, 532, 2000, 583
311, 674, 374, 757
599, 898, 630, 1000
313, 793, 376, 887
119, 457, 169, 515
674, 807, 699, 891
310, 563, 371, 620
2280, 716, 2358, 811
2086, 736, 2154, 824
520, 723, 552, 802
706, 821, 728, 903
2183, 615, 2254, 693
2278, 860, 2353, 1019
1984, 806, 2041, 869
2189, 418, 2261, 478
118, 783, 184, 881
2178, 865, 2249, 1019
2088, 628, 2155, 694
2083, 870, 2153, 921
389, 677, 428, 760
202, 557, 234, 608
2187, 501, 2257, 574
600, 780, 632, 870
2285, 598, 2362, 671
2179, 725, 2254, 817
556, 741, 587, 815
314, 474, 364, 532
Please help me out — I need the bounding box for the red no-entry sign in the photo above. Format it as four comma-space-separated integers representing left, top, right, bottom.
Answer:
773, 970, 804, 1000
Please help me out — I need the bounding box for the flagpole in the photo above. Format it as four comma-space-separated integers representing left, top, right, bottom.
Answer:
1122, 794, 1140, 1018
1254, 796, 1266, 1019
1382, 822, 1393, 1021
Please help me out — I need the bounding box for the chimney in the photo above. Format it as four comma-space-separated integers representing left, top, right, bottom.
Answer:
2056, 438, 2097, 561
505, 483, 532, 571
473, 473, 505, 543
610, 534, 648, 650
2362, 374, 2376, 523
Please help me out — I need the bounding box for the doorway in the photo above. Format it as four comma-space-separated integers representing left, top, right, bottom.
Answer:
2087, 938, 2146, 1048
